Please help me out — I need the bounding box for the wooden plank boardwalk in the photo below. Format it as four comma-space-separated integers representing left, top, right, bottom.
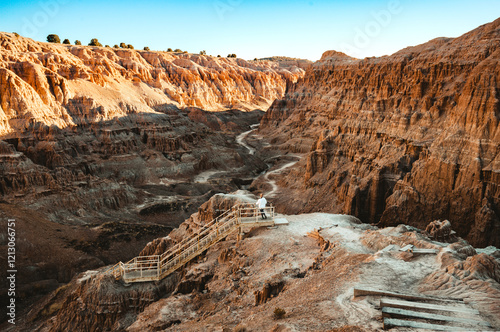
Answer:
382, 307, 491, 328
353, 286, 463, 303
105, 203, 278, 283
353, 286, 494, 331
380, 298, 480, 316
383, 318, 475, 331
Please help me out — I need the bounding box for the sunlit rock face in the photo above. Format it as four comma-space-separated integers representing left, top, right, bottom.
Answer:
260, 18, 500, 247
0, 32, 307, 136
0, 31, 307, 319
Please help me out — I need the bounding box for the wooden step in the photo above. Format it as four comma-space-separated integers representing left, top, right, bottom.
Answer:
382, 307, 491, 327
383, 318, 476, 331
380, 298, 480, 316
353, 286, 463, 303
412, 248, 438, 254
399, 244, 414, 252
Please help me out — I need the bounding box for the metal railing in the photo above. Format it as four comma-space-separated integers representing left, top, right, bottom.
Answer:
105, 203, 274, 283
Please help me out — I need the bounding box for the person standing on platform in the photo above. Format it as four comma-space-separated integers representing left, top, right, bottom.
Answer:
256, 193, 267, 219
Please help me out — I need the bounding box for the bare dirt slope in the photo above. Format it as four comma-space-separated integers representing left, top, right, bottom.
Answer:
14, 191, 500, 332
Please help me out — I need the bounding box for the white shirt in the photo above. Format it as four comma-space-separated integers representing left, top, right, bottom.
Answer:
256, 197, 267, 209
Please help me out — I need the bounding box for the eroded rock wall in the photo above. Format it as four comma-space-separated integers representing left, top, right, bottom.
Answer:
0, 32, 306, 136
260, 19, 500, 247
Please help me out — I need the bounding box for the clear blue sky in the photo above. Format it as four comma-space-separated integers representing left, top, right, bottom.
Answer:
1, 0, 498, 60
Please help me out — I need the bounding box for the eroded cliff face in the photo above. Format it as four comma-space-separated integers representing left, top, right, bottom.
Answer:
260, 18, 500, 247
0, 32, 305, 136
0, 32, 305, 320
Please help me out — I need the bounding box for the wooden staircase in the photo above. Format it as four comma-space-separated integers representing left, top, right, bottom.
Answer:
105, 203, 275, 283
354, 287, 493, 331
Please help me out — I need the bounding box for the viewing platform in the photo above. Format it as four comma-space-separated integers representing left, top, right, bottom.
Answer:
105, 203, 278, 283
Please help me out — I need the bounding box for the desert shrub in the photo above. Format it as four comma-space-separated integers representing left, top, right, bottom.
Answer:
144, 46, 150, 51
47, 34, 60, 43
105, 45, 110, 47
113, 44, 119, 48
127, 44, 134, 49
120, 42, 126, 48
273, 307, 286, 319
227, 53, 237, 58
217, 55, 221, 57
13, 32, 19, 37
75, 40, 81, 45
233, 325, 247, 332
88, 38, 102, 46
62, 39, 70, 44
174, 48, 182, 52
167, 48, 173, 52
200, 50, 206, 55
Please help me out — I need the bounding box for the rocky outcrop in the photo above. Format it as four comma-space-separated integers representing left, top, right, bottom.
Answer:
21, 191, 500, 331
29, 272, 180, 332
259, 18, 500, 247
0, 32, 305, 136
420, 253, 500, 324
0, 85, 269, 325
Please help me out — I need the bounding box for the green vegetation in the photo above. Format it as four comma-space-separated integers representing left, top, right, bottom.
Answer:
62, 39, 70, 45
273, 307, 286, 319
113, 44, 119, 48
47, 34, 60, 43
75, 40, 81, 45
167, 48, 173, 52
143, 46, 150, 51
88, 38, 102, 46
200, 50, 206, 55
174, 48, 182, 52
120, 42, 126, 48
227, 53, 237, 58
127, 44, 134, 49
13, 32, 19, 37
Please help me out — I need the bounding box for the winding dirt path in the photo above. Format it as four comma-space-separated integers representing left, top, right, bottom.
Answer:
236, 124, 302, 197
264, 157, 300, 197
235, 124, 259, 155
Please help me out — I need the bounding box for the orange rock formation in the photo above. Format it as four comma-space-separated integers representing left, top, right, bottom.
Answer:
0, 33, 306, 136
261, 18, 500, 247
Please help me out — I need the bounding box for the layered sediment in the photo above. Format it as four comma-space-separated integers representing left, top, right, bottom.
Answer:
0, 32, 306, 136
19, 192, 500, 331
0, 32, 306, 321
260, 18, 500, 247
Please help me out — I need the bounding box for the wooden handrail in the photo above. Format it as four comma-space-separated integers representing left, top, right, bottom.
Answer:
104, 204, 275, 282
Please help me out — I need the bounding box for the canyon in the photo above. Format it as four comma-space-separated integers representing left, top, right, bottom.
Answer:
14, 192, 500, 331
259, 17, 500, 248
0, 17, 500, 332
0, 31, 307, 324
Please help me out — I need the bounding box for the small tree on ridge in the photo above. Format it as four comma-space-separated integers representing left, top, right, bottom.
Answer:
47, 34, 60, 43
88, 38, 102, 46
